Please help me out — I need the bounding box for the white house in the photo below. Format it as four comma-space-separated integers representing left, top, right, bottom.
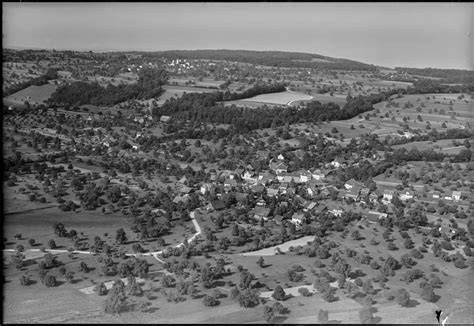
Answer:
291, 212, 306, 227
311, 169, 326, 180
399, 191, 414, 201
452, 191, 462, 202
383, 189, 395, 202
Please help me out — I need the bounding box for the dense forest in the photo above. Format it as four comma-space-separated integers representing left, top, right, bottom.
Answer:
4, 68, 59, 96
48, 67, 168, 106
139, 49, 377, 71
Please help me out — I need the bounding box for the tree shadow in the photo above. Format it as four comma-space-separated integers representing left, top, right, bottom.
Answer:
71, 278, 83, 284
406, 299, 420, 308
273, 316, 288, 323
372, 316, 382, 324
328, 320, 342, 324
193, 293, 206, 299
431, 294, 441, 303
373, 288, 382, 295
55, 280, 65, 287
214, 280, 227, 287
148, 307, 160, 313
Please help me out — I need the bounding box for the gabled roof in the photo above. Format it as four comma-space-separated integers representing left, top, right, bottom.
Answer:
210, 200, 226, 210
179, 185, 192, 194
235, 192, 248, 202
267, 188, 279, 196
251, 184, 265, 193
270, 161, 288, 170
291, 212, 305, 220
254, 207, 271, 217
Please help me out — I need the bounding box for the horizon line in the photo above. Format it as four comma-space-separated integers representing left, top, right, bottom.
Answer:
4, 45, 473, 72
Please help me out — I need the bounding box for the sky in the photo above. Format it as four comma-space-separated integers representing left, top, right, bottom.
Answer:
3, 2, 473, 70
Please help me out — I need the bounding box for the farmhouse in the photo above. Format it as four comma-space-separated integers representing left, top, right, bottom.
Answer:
200, 183, 213, 195
364, 211, 388, 223
291, 212, 306, 227
452, 191, 462, 202
399, 190, 414, 201
299, 170, 312, 183
266, 188, 279, 197
344, 185, 361, 201
210, 200, 226, 211
311, 169, 326, 180
243, 171, 257, 182
253, 207, 271, 221
330, 207, 344, 217
159, 115, 171, 123
270, 161, 288, 174
223, 178, 238, 188
307, 185, 318, 197
383, 189, 395, 202
431, 190, 441, 199
344, 179, 365, 190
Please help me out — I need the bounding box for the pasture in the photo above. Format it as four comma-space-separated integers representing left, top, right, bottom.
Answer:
391, 138, 472, 154
3, 84, 58, 106
229, 90, 313, 107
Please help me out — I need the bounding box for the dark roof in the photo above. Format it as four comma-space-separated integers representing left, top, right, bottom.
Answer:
210, 200, 226, 210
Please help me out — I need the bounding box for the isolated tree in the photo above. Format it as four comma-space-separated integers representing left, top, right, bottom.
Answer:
65, 271, 74, 283
115, 228, 127, 245
104, 280, 126, 314
362, 279, 374, 295
19, 275, 31, 286
421, 283, 436, 302
44, 252, 56, 268
263, 305, 275, 323
396, 288, 411, 307
318, 309, 329, 323
48, 239, 56, 249
359, 307, 374, 324
29, 239, 36, 247
96, 282, 108, 296
321, 287, 336, 302
272, 285, 287, 301
78, 261, 88, 273
257, 256, 265, 268
203, 294, 219, 307
59, 266, 67, 275
44, 274, 57, 288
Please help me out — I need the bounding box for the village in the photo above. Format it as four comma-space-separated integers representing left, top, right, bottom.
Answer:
2, 46, 474, 324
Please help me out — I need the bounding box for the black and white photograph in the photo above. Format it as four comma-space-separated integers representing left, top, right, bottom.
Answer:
2, 2, 473, 324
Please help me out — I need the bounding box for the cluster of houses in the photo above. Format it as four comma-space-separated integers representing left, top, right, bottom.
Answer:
168, 155, 394, 229
382, 188, 464, 203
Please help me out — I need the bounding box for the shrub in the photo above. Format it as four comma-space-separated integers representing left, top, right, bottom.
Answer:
203, 294, 219, 306
44, 275, 57, 288
298, 287, 312, 297
396, 288, 410, 307
272, 285, 287, 301
19, 275, 31, 286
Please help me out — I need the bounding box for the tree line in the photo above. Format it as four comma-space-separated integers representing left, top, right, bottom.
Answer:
48, 67, 168, 106
4, 68, 59, 97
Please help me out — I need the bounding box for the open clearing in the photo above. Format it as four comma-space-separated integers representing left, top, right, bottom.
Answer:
234, 90, 313, 106
3, 83, 58, 106
240, 236, 314, 256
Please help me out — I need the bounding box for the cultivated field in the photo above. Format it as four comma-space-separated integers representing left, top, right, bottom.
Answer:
224, 90, 313, 108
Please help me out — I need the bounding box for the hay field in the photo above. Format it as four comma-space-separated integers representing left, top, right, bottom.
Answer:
4, 84, 58, 106
234, 90, 313, 106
